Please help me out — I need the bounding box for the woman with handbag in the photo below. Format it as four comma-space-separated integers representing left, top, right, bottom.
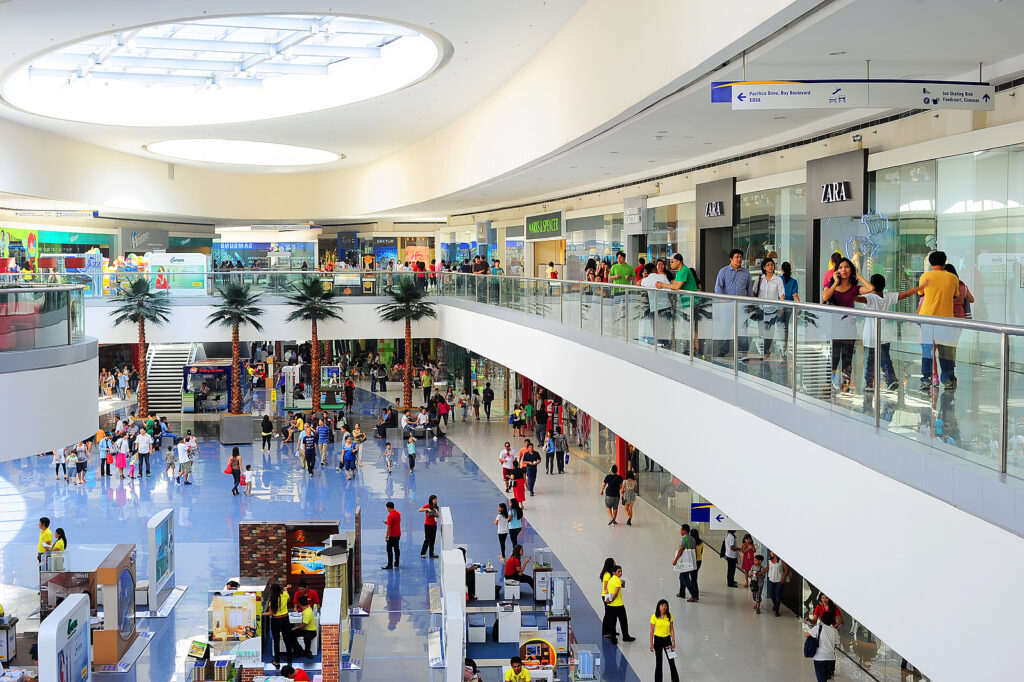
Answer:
227, 447, 242, 496
649, 599, 679, 682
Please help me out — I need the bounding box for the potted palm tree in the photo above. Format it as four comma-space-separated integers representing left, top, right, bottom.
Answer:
377, 275, 437, 409
109, 278, 172, 417
284, 275, 344, 412
206, 281, 265, 443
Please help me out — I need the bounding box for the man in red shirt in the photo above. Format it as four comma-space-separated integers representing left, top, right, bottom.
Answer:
292, 579, 320, 609
280, 665, 310, 681
634, 257, 647, 285
382, 501, 401, 569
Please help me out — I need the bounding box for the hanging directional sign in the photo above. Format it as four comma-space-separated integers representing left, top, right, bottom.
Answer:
711, 79, 994, 111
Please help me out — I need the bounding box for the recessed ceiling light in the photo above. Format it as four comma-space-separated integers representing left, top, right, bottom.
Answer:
145, 139, 340, 166
656, 130, 669, 134
610, 151, 620, 154
702, 142, 713, 145
5, 14, 444, 126
773, 116, 788, 119
829, 51, 848, 56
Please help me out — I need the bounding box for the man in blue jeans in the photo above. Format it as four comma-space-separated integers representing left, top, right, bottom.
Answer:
672, 524, 698, 602
521, 442, 541, 496
917, 251, 960, 390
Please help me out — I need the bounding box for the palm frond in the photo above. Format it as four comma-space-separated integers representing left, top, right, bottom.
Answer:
108, 277, 172, 327
207, 281, 265, 332
283, 275, 344, 324
376, 276, 437, 323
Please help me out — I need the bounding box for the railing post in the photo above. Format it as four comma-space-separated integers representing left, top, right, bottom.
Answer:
874, 317, 882, 429
579, 286, 584, 328
599, 286, 604, 335
1000, 331, 1010, 474
66, 290, 72, 345
624, 290, 630, 342
689, 295, 696, 363
733, 299, 739, 376
792, 309, 799, 399
558, 282, 563, 323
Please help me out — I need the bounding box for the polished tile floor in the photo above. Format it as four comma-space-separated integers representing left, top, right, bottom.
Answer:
0, 387, 643, 681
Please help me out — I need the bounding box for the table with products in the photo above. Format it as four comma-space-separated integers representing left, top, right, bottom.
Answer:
0, 616, 16, 663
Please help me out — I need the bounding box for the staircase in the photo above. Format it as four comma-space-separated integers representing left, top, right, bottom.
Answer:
146, 344, 197, 413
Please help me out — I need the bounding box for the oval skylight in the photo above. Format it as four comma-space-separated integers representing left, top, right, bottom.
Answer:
2, 14, 442, 126
145, 139, 340, 166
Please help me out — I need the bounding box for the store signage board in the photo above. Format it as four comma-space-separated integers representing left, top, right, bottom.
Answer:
695, 178, 736, 229
806, 149, 868, 219
39, 593, 92, 682
476, 221, 491, 244
524, 210, 563, 241
119, 227, 169, 253
623, 195, 647, 237
712, 79, 994, 111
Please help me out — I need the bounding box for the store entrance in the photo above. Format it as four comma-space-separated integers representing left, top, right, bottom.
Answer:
699, 226, 733, 287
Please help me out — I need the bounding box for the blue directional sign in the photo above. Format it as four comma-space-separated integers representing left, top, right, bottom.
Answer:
690, 502, 713, 523
712, 79, 993, 111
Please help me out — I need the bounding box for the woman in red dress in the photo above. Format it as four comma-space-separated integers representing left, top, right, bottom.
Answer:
511, 461, 527, 507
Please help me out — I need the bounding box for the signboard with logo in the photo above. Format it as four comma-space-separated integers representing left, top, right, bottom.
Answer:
476, 220, 491, 244
148, 252, 207, 297
695, 178, 736, 229
147, 509, 175, 609
119, 227, 169, 254
524, 211, 563, 241
805, 149, 868, 219
372, 237, 398, 266
623, 195, 648, 236
39, 593, 92, 682
337, 232, 358, 250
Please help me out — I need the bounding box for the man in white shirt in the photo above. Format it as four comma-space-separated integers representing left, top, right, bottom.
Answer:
176, 438, 193, 485
400, 410, 413, 438
135, 430, 153, 477
499, 443, 516, 493
724, 530, 739, 588
808, 609, 839, 680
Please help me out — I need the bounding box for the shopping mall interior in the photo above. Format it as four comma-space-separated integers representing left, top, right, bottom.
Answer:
2, 1, 1024, 681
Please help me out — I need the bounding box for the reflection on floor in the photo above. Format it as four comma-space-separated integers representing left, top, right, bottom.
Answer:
0, 387, 640, 681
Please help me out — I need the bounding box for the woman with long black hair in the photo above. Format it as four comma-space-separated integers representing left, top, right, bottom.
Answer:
261, 581, 294, 668
600, 557, 617, 640
260, 415, 274, 453
649, 599, 679, 682
508, 498, 525, 547
822, 257, 873, 393
419, 494, 440, 558
495, 502, 510, 560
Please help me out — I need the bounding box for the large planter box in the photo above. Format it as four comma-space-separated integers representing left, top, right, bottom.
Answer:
220, 414, 253, 445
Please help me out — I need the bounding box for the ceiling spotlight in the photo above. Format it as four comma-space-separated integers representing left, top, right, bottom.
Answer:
829, 51, 847, 56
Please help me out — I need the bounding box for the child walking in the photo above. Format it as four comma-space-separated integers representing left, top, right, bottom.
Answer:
164, 446, 176, 477
128, 449, 138, 479
749, 554, 767, 615
406, 435, 417, 471
384, 442, 394, 475
243, 464, 254, 496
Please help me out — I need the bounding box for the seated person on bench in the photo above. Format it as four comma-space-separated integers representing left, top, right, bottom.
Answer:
290, 594, 317, 657
401, 410, 415, 438
416, 407, 430, 436
376, 408, 391, 438
503, 544, 534, 593
460, 547, 479, 601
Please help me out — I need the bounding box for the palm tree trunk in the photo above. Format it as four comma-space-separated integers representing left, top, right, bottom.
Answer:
275, 340, 283, 365
404, 319, 413, 409
324, 339, 333, 365
231, 323, 241, 414
137, 319, 148, 416
311, 319, 321, 412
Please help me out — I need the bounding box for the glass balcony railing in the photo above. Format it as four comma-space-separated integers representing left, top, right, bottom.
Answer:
0, 284, 85, 351
61, 268, 1024, 479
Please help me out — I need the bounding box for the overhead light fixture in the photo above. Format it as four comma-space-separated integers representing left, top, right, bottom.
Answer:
829, 51, 848, 56
11, 209, 99, 218
145, 139, 341, 166
250, 223, 319, 231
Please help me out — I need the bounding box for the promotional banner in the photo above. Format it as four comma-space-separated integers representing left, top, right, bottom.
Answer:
148, 253, 208, 297
0, 227, 38, 263
39, 593, 91, 682
147, 509, 175, 608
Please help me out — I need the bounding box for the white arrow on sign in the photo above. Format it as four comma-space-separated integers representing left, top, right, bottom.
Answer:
709, 507, 736, 530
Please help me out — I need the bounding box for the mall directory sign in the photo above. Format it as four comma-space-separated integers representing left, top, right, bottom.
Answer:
39, 593, 92, 682
524, 211, 563, 241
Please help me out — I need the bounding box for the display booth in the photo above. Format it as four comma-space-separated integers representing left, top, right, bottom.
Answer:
207, 578, 269, 662
92, 544, 139, 666
182, 359, 247, 413
38, 594, 91, 682
139, 509, 187, 617
320, 365, 345, 409
283, 364, 312, 410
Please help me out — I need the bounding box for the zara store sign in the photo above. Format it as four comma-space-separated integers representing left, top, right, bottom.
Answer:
695, 177, 736, 229
806, 149, 868, 219
704, 200, 725, 218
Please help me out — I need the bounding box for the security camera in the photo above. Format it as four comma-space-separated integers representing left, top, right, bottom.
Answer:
852, 134, 863, 143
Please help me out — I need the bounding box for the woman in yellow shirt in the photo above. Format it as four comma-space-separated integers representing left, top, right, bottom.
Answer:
51, 528, 67, 552
649, 599, 679, 682
600, 557, 616, 640
260, 582, 294, 667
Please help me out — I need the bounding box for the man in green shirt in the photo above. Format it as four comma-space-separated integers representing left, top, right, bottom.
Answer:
608, 251, 634, 286
657, 253, 698, 293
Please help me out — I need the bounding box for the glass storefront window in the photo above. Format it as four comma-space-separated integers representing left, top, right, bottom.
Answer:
645, 202, 696, 266
564, 214, 624, 280
737, 184, 807, 285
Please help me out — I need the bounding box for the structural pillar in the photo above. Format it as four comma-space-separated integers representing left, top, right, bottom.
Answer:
615, 435, 629, 474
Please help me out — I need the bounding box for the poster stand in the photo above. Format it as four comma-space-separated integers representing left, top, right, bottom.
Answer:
137, 508, 188, 618
38, 594, 92, 682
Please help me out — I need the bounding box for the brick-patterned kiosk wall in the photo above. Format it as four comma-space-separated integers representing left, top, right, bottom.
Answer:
238, 522, 289, 585
321, 587, 344, 679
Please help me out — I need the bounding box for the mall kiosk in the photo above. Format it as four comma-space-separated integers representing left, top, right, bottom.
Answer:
283, 365, 312, 411
320, 366, 345, 410
182, 359, 248, 413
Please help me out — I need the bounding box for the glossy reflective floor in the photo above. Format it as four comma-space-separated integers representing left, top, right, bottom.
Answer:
0, 387, 644, 681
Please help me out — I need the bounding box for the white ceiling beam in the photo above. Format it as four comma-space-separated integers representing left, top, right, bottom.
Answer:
27, 68, 263, 87
285, 45, 380, 58
191, 16, 318, 31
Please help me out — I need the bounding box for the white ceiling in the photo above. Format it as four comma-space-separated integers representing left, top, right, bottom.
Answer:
413, 0, 1024, 215
2, 0, 1024, 221
0, 0, 586, 173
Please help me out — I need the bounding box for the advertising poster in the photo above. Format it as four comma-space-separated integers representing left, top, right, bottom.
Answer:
148, 253, 207, 297
39, 593, 91, 682
0, 227, 38, 264
117, 567, 136, 640
155, 517, 172, 585
285, 524, 337, 590
210, 592, 261, 641
403, 244, 430, 265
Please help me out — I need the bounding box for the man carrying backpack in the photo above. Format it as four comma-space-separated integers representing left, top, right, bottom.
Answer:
552, 427, 568, 474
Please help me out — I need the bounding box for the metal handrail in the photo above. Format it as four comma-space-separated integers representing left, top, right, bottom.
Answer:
0, 283, 86, 294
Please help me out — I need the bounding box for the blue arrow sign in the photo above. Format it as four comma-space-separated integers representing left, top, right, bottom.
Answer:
736, 92, 746, 102
715, 514, 725, 523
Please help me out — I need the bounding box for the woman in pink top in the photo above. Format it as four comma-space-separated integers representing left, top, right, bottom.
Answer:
822, 258, 874, 394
